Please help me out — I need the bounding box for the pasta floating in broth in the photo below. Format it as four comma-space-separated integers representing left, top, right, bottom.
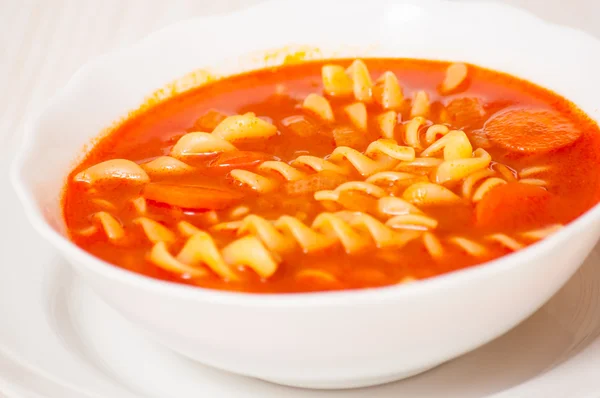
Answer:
63, 58, 600, 293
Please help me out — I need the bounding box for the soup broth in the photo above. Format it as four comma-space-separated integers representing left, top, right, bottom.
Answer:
63, 59, 600, 293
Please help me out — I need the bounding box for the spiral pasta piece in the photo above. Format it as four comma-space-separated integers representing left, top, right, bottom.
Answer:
435, 148, 492, 184
258, 161, 308, 181
376, 196, 422, 216
519, 165, 551, 178
461, 169, 495, 199
424, 124, 450, 146
291, 156, 350, 175
334, 211, 422, 248
199, 210, 220, 226
404, 117, 452, 150
348, 59, 373, 102
239, 214, 296, 254
421, 130, 472, 160
492, 163, 517, 182
328, 147, 391, 177
176, 232, 239, 280
519, 178, 548, 187
303, 93, 334, 122
211, 221, 244, 233
312, 213, 371, 253
366, 171, 421, 185
228, 205, 251, 220
386, 214, 438, 230
149, 241, 208, 278
75, 159, 150, 185
403, 182, 462, 205
230, 157, 323, 193
410, 90, 430, 118
520, 224, 563, 241
222, 236, 281, 279
141, 156, 194, 176
275, 215, 337, 253
329, 140, 415, 177
230, 169, 279, 193
448, 236, 487, 256
486, 233, 524, 251
177, 221, 202, 237
295, 269, 338, 283
171, 132, 237, 158
376, 110, 398, 139
322, 64, 353, 97
75, 225, 99, 237
314, 181, 388, 204
92, 212, 125, 242
91, 198, 117, 210
134, 217, 176, 244
365, 139, 416, 161
131, 197, 147, 214
423, 232, 444, 259
288, 138, 415, 181
235, 212, 420, 256
404, 116, 427, 149
212, 113, 277, 141
440, 63, 468, 94
374, 71, 403, 110
472, 177, 507, 202
344, 102, 368, 131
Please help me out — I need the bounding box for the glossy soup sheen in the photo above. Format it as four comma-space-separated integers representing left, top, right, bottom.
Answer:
63, 58, 600, 293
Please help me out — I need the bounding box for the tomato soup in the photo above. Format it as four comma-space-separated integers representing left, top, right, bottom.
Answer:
62, 59, 600, 293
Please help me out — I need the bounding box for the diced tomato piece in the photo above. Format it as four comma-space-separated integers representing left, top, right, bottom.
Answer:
281, 115, 318, 137
445, 97, 486, 129
191, 109, 228, 131
332, 126, 370, 151
476, 182, 558, 230
143, 183, 243, 210
208, 151, 277, 171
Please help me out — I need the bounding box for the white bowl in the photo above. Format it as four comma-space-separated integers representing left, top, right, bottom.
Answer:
11, 0, 600, 389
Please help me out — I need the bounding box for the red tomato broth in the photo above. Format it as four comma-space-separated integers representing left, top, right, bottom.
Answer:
63, 58, 600, 293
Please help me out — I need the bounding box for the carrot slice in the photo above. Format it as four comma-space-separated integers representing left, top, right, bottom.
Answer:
485, 108, 582, 153
476, 182, 557, 230
143, 183, 243, 210
208, 151, 277, 170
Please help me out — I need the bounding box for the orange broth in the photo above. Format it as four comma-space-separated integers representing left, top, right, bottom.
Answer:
63, 59, 600, 293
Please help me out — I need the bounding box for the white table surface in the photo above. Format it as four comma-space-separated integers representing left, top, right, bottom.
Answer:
1, 0, 599, 396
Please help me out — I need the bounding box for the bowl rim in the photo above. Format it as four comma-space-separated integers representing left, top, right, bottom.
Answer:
10, 0, 600, 306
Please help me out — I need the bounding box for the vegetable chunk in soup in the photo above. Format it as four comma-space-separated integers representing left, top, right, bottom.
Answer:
62, 58, 600, 293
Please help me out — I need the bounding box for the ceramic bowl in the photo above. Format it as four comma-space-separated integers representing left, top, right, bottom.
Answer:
11, 0, 600, 389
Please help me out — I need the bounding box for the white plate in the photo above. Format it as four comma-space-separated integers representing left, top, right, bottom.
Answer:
3, 151, 600, 398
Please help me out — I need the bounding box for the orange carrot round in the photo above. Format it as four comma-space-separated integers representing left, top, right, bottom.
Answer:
476, 182, 557, 230
485, 108, 581, 153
